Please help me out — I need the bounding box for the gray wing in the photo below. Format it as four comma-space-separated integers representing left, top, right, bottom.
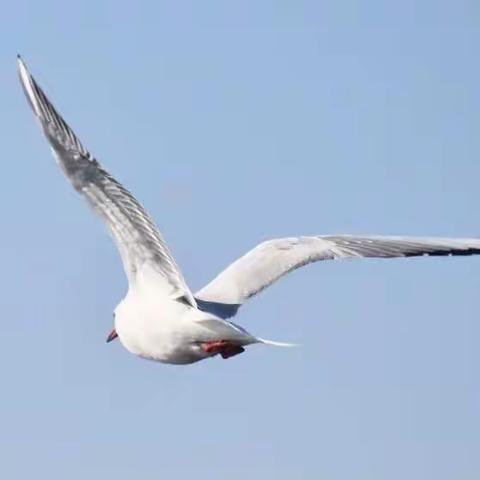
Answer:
195, 235, 480, 312
18, 56, 196, 306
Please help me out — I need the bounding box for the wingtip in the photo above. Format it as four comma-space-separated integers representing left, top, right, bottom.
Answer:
16, 55, 43, 118
16, 54, 25, 68
16, 54, 28, 76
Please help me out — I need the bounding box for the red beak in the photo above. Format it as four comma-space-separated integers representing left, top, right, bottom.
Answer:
106, 328, 118, 343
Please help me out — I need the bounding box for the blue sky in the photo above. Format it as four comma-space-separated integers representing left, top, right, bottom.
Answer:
2, 1, 479, 478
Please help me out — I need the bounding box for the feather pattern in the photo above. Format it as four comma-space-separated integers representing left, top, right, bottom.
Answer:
18, 56, 195, 306
195, 235, 480, 307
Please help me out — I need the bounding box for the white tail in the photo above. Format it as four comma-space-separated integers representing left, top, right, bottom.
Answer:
257, 338, 298, 347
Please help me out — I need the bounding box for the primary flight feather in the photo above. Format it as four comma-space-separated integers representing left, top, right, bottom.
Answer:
18, 56, 480, 364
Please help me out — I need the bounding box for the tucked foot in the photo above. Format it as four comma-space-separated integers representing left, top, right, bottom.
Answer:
201, 340, 245, 359
220, 345, 245, 359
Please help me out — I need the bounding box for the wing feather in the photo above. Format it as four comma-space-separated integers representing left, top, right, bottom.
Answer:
18, 56, 195, 305
195, 235, 480, 308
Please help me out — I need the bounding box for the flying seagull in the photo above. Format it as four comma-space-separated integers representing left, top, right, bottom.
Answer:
17, 56, 480, 365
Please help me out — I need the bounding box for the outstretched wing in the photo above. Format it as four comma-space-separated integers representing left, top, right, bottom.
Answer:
18, 56, 196, 306
195, 235, 480, 311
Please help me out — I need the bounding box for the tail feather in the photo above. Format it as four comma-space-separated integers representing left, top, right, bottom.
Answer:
257, 338, 298, 347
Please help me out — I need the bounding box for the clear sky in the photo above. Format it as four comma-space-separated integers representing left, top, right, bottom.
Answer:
1, 1, 479, 479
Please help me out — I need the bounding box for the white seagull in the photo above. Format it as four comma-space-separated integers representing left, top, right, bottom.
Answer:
18, 56, 480, 365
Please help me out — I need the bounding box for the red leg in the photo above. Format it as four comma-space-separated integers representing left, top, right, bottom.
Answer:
201, 341, 245, 359
201, 340, 229, 354
220, 345, 245, 359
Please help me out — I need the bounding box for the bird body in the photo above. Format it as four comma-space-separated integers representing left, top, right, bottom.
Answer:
17, 55, 480, 365
115, 264, 259, 364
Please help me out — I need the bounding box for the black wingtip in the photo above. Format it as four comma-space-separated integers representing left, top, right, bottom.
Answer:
16, 54, 25, 70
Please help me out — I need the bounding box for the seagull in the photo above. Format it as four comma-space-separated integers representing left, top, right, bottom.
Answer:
17, 56, 480, 365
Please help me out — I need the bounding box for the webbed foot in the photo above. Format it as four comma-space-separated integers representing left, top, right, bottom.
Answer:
201, 340, 245, 359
